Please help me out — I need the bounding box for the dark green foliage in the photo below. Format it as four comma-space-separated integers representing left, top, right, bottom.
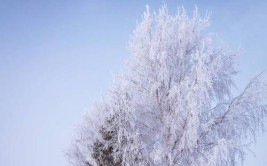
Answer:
91, 117, 122, 166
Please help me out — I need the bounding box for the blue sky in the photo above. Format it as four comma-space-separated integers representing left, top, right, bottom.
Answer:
0, 0, 266, 166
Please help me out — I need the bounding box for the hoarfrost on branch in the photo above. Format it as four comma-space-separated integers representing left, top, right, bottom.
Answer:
67, 5, 267, 166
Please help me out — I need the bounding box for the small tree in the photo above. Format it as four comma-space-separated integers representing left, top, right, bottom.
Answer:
67, 5, 267, 166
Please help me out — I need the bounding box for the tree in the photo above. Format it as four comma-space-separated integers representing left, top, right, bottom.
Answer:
67, 5, 267, 166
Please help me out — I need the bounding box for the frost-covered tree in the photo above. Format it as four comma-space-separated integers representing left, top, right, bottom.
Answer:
67, 5, 267, 166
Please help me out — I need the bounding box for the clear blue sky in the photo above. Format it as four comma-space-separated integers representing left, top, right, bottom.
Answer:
0, 0, 266, 166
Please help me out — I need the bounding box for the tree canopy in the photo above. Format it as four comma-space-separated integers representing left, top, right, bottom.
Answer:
67, 5, 267, 166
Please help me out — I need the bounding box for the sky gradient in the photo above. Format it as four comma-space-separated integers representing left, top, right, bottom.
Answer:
0, 0, 267, 166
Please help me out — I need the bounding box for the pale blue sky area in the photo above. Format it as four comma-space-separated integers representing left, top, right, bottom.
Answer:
0, 1, 266, 166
